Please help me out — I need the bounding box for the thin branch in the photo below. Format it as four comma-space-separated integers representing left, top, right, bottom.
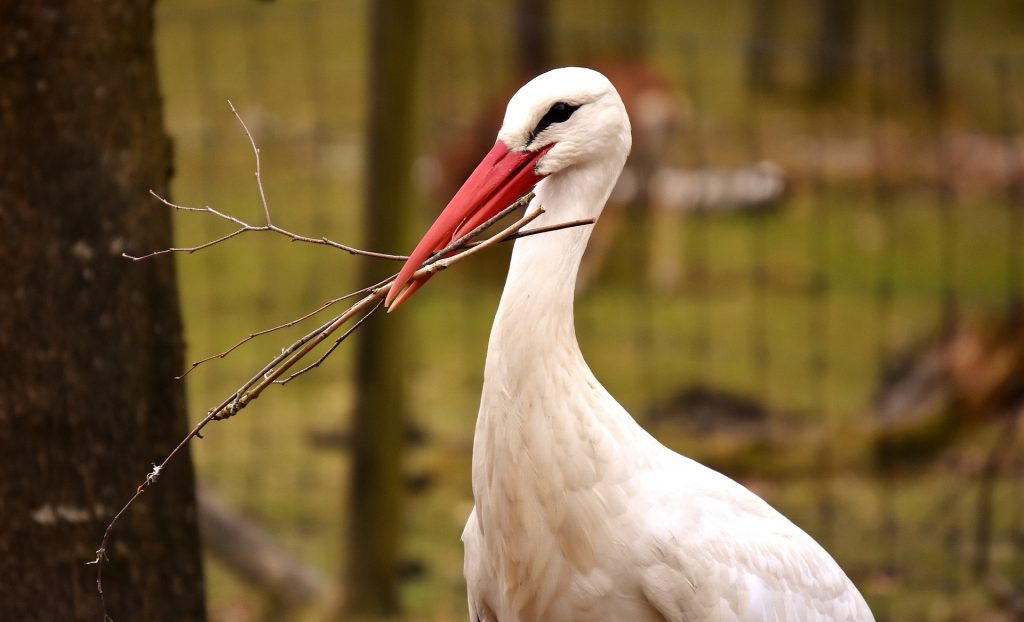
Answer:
94, 103, 600, 619
276, 298, 384, 385
276, 208, 570, 386
127, 102, 599, 268
175, 204, 594, 381
229, 99, 272, 225
274, 226, 405, 259
92, 203, 572, 612
128, 115, 597, 380
173, 193, 537, 377
418, 206, 545, 277
177, 294, 352, 380
123, 101, 407, 262
125, 190, 408, 262
123, 221, 252, 260
151, 196, 251, 227
178, 276, 398, 379
214, 205, 547, 421
468, 217, 596, 247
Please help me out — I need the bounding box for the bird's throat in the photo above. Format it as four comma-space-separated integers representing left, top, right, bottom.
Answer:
473, 161, 632, 503
468, 157, 652, 618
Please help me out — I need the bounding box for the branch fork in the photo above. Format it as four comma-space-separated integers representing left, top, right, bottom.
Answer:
91, 101, 594, 620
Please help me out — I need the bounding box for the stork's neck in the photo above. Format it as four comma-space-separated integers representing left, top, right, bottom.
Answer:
491, 160, 616, 359
476, 157, 648, 469
472, 159, 660, 617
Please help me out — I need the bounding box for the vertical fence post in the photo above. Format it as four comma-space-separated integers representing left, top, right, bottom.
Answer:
744, 85, 771, 436
345, 0, 422, 615
514, 0, 552, 77
995, 57, 1023, 315
295, 0, 331, 538
746, 0, 779, 93
929, 78, 958, 331
239, 11, 273, 520
806, 106, 835, 548
808, 0, 858, 99
682, 37, 712, 387
188, 17, 227, 484
995, 58, 1024, 584
868, 52, 899, 600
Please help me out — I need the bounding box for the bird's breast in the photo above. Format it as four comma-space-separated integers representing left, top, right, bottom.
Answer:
470, 342, 660, 620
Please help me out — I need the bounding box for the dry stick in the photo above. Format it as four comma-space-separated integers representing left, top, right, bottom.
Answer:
90, 204, 591, 616
173, 191, 547, 379
130, 186, 594, 265
179, 219, 588, 379
93, 205, 546, 564
138, 102, 596, 382
195, 217, 596, 378
177, 294, 352, 379
180, 274, 401, 380
126, 191, 407, 262
123, 99, 407, 264
95, 103, 595, 618
216, 205, 549, 420
141, 105, 593, 377
277, 298, 384, 385
229, 99, 272, 226
472, 218, 597, 245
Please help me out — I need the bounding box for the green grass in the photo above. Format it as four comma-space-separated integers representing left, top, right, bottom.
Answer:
155, 1, 1024, 620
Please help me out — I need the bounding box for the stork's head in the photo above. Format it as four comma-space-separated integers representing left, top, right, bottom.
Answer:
499, 67, 632, 176
386, 67, 631, 309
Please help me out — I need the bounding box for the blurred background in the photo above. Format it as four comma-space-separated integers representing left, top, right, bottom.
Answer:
157, 0, 1023, 620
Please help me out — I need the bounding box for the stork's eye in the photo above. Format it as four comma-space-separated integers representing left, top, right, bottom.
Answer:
544, 102, 578, 124
529, 101, 581, 145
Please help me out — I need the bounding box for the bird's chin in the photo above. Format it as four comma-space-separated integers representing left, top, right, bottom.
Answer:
534, 148, 571, 177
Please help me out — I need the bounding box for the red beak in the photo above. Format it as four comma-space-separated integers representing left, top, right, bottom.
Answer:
385, 140, 552, 310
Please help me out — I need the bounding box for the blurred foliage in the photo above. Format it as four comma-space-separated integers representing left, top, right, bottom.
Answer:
154, 0, 1024, 620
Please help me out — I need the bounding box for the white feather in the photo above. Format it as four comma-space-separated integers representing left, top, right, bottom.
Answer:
460, 67, 874, 622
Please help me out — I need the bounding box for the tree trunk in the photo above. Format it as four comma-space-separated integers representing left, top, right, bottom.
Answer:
345, 0, 421, 615
0, 1, 207, 621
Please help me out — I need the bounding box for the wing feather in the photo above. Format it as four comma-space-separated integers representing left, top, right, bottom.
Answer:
637, 455, 874, 622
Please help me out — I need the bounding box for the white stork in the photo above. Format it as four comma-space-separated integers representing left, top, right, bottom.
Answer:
386, 67, 874, 622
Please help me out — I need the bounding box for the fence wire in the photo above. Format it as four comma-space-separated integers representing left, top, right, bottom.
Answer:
157, 2, 1023, 620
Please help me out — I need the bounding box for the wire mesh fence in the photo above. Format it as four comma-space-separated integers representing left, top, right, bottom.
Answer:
156, 1, 1023, 620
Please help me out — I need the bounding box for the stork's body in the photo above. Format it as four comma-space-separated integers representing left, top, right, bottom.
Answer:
388, 68, 873, 622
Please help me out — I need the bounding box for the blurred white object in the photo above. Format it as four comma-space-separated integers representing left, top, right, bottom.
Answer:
651, 161, 786, 213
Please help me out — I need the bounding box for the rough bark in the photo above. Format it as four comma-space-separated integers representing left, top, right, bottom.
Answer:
345, 0, 421, 615
0, 1, 207, 620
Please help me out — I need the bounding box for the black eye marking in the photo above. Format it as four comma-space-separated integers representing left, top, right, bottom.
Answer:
528, 101, 581, 146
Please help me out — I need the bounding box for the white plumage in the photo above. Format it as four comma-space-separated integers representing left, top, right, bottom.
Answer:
389, 67, 873, 622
